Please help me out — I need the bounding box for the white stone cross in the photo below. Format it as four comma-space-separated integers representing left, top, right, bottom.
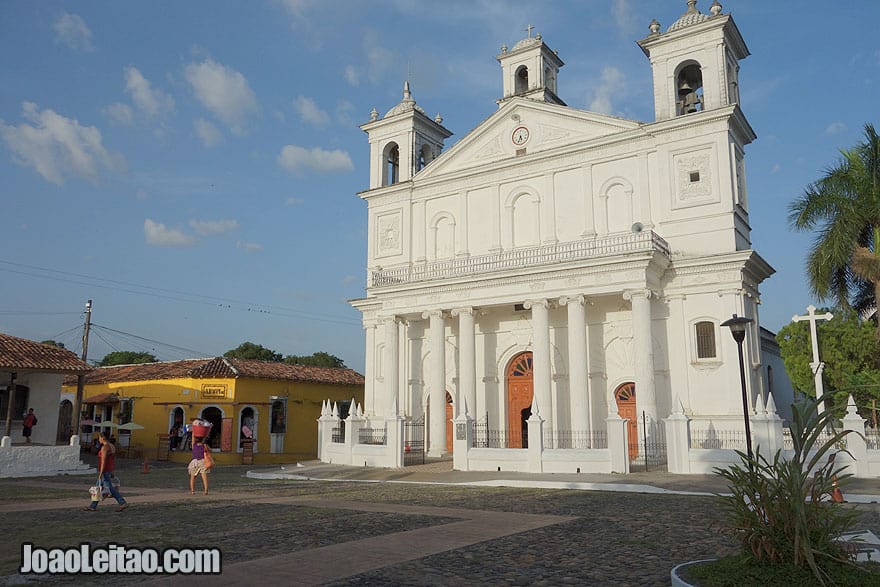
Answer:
792, 304, 833, 412
525, 24, 534, 38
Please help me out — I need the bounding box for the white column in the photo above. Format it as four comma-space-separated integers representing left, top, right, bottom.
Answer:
363, 321, 376, 416
561, 295, 589, 432
453, 307, 476, 418
424, 310, 447, 456
525, 299, 552, 431
625, 289, 657, 427
383, 316, 399, 417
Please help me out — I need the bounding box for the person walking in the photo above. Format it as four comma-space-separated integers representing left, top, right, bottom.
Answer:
22, 408, 37, 443
188, 436, 212, 495
83, 432, 128, 512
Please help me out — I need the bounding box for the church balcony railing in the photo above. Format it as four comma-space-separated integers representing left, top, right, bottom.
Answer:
371, 230, 671, 288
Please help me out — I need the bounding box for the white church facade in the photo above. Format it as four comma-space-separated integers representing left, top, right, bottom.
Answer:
320, 1, 800, 473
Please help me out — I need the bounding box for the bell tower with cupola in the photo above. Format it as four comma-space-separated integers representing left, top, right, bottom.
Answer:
637, 0, 748, 121
497, 25, 565, 107
360, 81, 452, 190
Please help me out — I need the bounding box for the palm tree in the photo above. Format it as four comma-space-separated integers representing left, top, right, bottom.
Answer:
789, 123, 880, 338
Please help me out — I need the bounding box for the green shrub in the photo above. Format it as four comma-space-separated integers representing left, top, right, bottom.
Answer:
714, 395, 862, 585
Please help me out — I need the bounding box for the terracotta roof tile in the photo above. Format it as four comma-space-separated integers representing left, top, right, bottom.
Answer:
66, 357, 364, 387
0, 333, 93, 373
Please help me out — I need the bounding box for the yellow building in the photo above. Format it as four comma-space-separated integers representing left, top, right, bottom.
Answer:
62, 357, 363, 465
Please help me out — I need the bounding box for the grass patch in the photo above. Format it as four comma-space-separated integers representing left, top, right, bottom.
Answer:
682, 555, 880, 586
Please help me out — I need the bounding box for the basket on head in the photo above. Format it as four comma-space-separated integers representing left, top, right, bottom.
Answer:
192, 424, 211, 437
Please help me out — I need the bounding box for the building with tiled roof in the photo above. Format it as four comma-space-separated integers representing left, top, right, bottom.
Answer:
62, 357, 364, 465
1, 333, 91, 447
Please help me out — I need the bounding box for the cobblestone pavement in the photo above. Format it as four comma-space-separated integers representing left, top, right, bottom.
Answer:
1, 460, 879, 586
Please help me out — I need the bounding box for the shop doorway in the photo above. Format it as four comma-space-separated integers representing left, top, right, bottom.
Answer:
199, 407, 223, 448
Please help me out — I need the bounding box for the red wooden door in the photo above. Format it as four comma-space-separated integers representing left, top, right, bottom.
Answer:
615, 382, 638, 459
506, 352, 533, 449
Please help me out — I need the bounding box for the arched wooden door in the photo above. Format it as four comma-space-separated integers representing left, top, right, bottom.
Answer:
506, 352, 533, 449
614, 382, 638, 459
445, 392, 454, 454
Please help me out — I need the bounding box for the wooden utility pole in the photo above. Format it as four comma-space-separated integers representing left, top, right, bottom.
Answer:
72, 300, 92, 441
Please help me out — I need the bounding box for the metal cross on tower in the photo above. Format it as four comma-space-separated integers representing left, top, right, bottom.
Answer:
525, 24, 534, 38
792, 304, 833, 413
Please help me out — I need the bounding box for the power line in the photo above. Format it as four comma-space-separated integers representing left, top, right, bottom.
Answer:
91, 323, 210, 358
0, 260, 362, 327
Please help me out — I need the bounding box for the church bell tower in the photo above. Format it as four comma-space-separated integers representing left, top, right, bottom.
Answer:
637, 0, 749, 121
497, 25, 565, 107
360, 82, 452, 190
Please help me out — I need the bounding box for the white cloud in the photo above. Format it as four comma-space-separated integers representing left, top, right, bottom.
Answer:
144, 219, 196, 247
53, 13, 94, 52
824, 122, 847, 135
135, 188, 150, 200
285, 196, 304, 206
124, 67, 174, 117
294, 96, 330, 126
194, 118, 223, 147
611, 0, 638, 35
106, 102, 134, 126
237, 241, 263, 252
341, 275, 358, 285
336, 100, 355, 125
189, 219, 239, 236
0, 102, 125, 185
279, 0, 316, 18
277, 145, 353, 174
185, 59, 258, 132
344, 65, 359, 86
588, 67, 626, 115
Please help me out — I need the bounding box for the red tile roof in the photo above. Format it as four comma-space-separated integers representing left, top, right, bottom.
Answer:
65, 357, 364, 387
0, 333, 93, 373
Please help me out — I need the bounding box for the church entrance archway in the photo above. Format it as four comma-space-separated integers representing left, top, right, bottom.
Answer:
506, 352, 533, 449
614, 382, 638, 459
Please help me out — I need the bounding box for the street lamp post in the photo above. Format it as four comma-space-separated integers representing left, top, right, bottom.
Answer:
721, 313, 754, 460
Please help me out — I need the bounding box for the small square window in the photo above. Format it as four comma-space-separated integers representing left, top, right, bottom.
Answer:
689, 171, 700, 183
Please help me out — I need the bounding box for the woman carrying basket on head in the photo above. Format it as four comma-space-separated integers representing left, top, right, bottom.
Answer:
188, 434, 213, 495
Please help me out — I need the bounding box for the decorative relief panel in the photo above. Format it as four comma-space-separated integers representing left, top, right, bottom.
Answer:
376, 211, 402, 257
674, 151, 713, 203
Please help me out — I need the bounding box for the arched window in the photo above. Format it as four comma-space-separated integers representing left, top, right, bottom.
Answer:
695, 321, 716, 359
417, 144, 432, 171
384, 142, 399, 185
515, 65, 529, 95
676, 63, 703, 115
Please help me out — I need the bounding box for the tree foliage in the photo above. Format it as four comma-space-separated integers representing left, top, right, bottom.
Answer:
789, 123, 880, 339
98, 351, 158, 366
40, 340, 65, 348
283, 351, 346, 368
223, 341, 282, 362
776, 309, 880, 420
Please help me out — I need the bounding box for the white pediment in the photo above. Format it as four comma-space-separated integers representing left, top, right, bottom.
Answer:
415, 99, 643, 180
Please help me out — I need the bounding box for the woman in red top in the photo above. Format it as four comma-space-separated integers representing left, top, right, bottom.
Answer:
83, 432, 128, 512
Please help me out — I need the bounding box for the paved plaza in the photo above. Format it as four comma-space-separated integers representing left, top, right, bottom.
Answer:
1, 458, 879, 586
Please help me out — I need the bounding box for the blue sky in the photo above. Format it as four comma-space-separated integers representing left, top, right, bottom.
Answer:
1, 1, 877, 373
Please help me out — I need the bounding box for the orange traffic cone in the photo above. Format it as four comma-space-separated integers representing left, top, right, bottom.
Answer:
141, 458, 151, 474
830, 474, 845, 503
